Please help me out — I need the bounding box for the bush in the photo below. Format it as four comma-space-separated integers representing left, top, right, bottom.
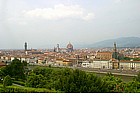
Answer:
3, 86, 57, 93
3, 75, 12, 87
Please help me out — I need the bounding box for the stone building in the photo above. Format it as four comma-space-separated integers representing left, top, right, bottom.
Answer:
67, 42, 74, 52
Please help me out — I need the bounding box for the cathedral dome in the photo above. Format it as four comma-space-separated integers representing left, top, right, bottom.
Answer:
67, 42, 73, 49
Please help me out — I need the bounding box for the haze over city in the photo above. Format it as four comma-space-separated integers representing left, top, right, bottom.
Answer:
0, 0, 140, 49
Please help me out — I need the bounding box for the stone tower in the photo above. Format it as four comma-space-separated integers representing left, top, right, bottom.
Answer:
114, 42, 117, 52
25, 42, 27, 51
112, 42, 119, 60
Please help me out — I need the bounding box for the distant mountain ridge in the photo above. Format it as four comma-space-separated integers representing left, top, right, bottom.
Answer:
88, 37, 140, 48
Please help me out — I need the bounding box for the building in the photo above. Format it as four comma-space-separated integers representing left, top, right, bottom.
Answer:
96, 52, 113, 60
25, 42, 27, 51
55, 59, 64, 66
120, 60, 140, 70
54, 42, 74, 53
112, 59, 119, 69
91, 60, 111, 69
112, 42, 121, 60
63, 60, 72, 66
67, 42, 74, 52
81, 61, 91, 68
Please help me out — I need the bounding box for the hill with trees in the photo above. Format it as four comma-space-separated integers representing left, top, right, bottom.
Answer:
88, 37, 140, 48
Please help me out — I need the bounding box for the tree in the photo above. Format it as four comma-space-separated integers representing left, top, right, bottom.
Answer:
3, 75, 12, 87
0, 68, 5, 83
124, 81, 140, 93
54, 68, 109, 93
26, 73, 47, 88
4, 58, 27, 80
102, 74, 125, 93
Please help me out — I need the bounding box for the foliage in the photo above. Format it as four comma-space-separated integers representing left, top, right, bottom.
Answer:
25, 66, 140, 93
0, 85, 56, 93
0, 67, 7, 80
3, 58, 28, 80
26, 67, 63, 90
3, 75, 12, 87
1, 64, 140, 93
121, 57, 140, 61
124, 80, 140, 93
102, 73, 125, 93
122, 57, 131, 60
26, 73, 47, 88
55, 69, 108, 93
133, 58, 140, 61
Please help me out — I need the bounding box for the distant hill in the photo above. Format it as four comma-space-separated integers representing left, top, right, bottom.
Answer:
88, 37, 140, 48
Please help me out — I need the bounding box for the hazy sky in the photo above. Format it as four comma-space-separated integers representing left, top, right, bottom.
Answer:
0, 0, 140, 49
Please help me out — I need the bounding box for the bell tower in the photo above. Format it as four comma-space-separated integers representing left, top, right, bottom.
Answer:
114, 42, 117, 52
25, 42, 27, 51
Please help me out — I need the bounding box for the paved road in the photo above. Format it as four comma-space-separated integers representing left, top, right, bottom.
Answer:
13, 83, 24, 87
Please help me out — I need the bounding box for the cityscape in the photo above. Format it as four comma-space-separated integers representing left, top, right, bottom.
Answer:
1, 1, 140, 140
0, 41, 140, 72
0, 0, 140, 93
0, 40, 140, 93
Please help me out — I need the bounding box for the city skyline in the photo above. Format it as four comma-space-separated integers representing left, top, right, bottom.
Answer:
0, 0, 140, 49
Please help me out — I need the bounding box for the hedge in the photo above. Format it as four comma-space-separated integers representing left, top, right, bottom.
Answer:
0, 86, 57, 93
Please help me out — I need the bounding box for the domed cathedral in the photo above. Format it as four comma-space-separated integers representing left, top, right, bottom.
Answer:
67, 42, 74, 52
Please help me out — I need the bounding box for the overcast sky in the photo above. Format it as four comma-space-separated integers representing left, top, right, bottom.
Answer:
0, 0, 140, 49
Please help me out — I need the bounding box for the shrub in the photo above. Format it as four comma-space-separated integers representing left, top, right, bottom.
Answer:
4, 86, 57, 93
3, 75, 12, 87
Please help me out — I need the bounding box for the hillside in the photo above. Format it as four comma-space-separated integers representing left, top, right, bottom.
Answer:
88, 37, 140, 48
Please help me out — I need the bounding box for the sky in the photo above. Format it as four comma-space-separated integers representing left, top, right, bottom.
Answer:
0, 0, 140, 49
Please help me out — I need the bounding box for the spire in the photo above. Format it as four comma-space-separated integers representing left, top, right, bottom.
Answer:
114, 42, 117, 52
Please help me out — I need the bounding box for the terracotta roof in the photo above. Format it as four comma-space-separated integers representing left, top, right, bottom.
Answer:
0, 62, 6, 66
56, 59, 63, 61
97, 51, 112, 54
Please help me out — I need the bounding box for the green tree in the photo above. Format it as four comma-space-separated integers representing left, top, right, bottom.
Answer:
54, 68, 109, 93
124, 81, 140, 93
0, 68, 5, 83
3, 75, 12, 87
102, 74, 125, 93
124, 72, 140, 93
4, 58, 27, 80
26, 73, 47, 88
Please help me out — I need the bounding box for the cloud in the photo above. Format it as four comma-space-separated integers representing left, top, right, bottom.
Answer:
23, 4, 95, 21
